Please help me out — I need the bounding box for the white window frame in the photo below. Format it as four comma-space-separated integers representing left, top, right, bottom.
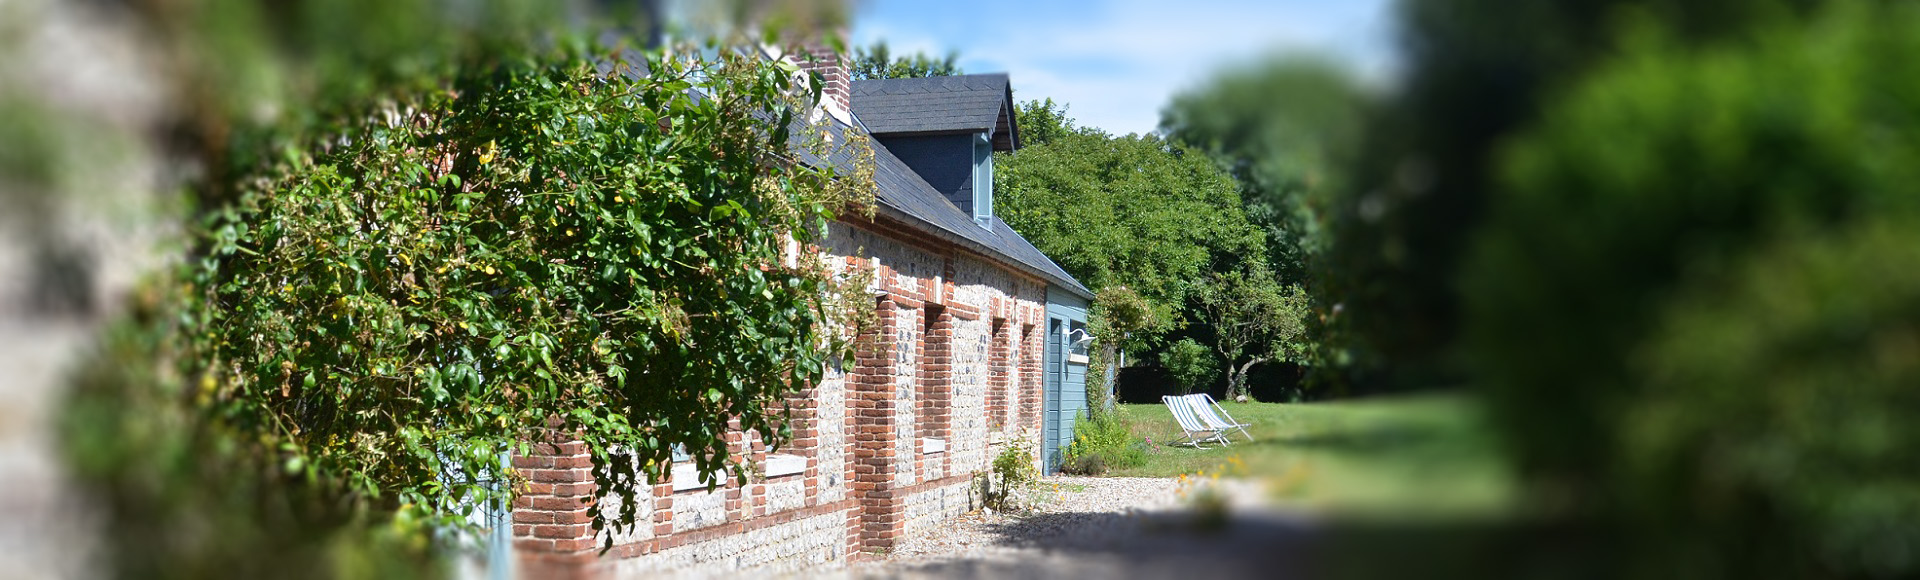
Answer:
973, 132, 994, 229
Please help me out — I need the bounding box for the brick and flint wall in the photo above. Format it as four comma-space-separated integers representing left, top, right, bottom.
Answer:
511, 216, 1051, 577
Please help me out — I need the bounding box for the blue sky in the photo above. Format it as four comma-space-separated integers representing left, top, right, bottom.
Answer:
850, 0, 1399, 136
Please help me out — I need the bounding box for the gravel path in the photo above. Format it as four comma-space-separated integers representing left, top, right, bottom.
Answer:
796, 476, 1317, 579
871, 476, 1182, 564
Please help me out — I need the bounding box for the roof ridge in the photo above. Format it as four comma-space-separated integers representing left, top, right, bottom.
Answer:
850, 73, 1014, 137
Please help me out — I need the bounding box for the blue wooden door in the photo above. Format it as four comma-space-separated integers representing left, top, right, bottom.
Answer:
1043, 318, 1064, 472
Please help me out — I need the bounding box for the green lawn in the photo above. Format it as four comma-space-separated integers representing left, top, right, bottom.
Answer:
1105, 394, 1518, 520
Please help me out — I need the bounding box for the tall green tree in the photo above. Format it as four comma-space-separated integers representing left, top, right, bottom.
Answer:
996, 100, 1265, 349
1194, 268, 1309, 400
1161, 55, 1370, 285
849, 40, 962, 80
1017, 97, 1075, 147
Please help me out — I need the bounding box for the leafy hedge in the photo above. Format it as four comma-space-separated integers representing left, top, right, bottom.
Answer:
194, 39, 872, 535
63, 25, 877, 578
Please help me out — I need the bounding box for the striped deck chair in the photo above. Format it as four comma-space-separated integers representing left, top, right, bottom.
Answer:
1184, 393, 1254, 442
1162, 395, 1230, 448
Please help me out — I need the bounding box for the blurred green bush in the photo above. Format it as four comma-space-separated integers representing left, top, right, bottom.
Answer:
63, 284, 441, 579
1463, 2, 1920, 575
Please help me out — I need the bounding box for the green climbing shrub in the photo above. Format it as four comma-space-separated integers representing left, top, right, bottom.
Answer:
64, 26, 878, 562
195, 39, 874, 537
1087, 285, 1165, 417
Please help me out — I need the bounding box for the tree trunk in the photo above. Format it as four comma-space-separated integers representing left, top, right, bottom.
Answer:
1225, 357, 1269, 401
1103, 343, 1122, 413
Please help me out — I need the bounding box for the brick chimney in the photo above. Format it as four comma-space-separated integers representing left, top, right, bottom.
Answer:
793, 42, 851, 125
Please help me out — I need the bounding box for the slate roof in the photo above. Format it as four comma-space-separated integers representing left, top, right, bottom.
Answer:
865, 140, 1092, 298
852, 74, 1019, 150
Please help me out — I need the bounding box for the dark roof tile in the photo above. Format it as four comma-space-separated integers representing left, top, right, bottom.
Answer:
851, 74, 1017, 147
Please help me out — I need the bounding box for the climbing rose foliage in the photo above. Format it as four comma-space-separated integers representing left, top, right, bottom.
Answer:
177, 38, 876, 538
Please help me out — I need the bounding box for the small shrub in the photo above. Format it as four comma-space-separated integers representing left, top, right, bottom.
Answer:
1061, 453, 1107, 476
1062, 411, 1147, 473
983, 441, 1039, 512
1161, 338, 1217, 395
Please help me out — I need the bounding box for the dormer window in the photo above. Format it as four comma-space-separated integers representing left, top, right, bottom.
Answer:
850, 73, 1018, 230
973, 132, 994, 230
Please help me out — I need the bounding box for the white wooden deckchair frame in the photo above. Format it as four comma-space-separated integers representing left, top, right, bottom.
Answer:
1184, 393, 1254, 442
1162, 395, 1230, 448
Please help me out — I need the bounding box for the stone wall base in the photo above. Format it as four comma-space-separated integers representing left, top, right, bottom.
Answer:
599, 504, 853, 578
902, 476, 985, 541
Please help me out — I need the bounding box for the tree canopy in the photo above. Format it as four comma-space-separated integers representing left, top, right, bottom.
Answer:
995, 99, 1265, 350
1161, 55, 1370, 284
1195, 267, 1309, 400
849, 41, 962, 80
1323, 0, 1826, 386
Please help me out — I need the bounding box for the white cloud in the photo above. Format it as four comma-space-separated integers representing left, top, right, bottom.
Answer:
853, 0, 1394, 136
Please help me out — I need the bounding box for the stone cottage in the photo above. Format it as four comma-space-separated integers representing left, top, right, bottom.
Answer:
509, 49, 1094, 577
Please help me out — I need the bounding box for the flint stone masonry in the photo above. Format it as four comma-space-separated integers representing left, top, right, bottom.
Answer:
604, 506, 851, 577
595, 487, 657, 547
672, 488, 730, 534
950, 316, 991, 472
814, 365, 849, 504
894, 302, 921, 485
820, 225, 943, 292
902, 480, 982, 542
765, 478, 807, 514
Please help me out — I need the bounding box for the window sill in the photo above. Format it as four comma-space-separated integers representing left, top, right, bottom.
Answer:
671, 454, 808, 491
670, 462, 712, 492
920, 437, 947, 454
765, 454, 807, 478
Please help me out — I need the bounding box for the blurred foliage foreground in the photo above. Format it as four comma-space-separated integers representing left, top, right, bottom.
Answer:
51, 1, 873, 578
1456, 3, 1920, 577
